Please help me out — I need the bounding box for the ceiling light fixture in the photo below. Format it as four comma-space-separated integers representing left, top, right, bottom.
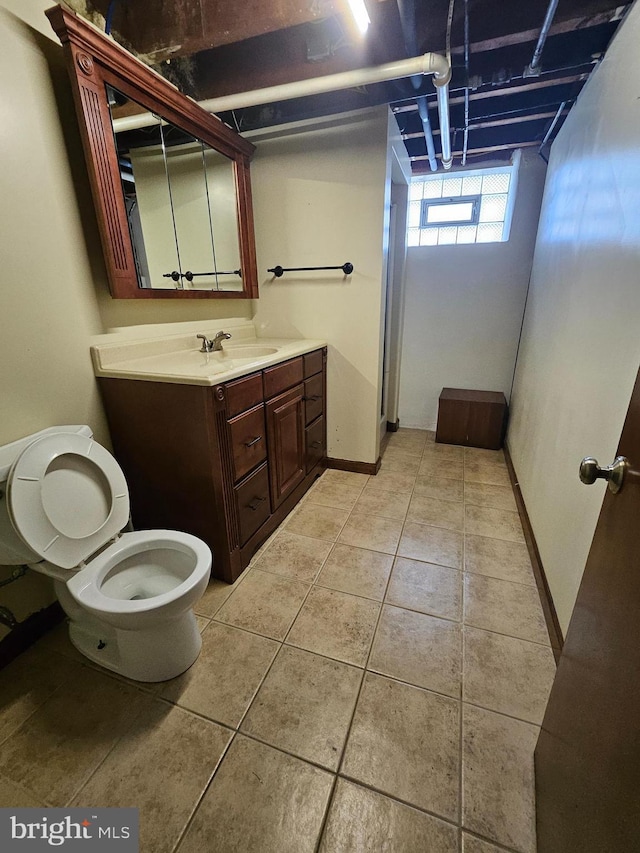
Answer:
346, 0, 370, 34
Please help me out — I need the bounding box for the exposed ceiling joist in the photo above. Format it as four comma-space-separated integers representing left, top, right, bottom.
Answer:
448, 6, 627, 56
402, 108, 570, 138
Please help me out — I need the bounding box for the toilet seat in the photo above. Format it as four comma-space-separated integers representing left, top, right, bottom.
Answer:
8, 433, 130, 569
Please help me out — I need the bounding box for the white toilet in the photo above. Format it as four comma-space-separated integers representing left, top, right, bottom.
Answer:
0, 425, 212, 682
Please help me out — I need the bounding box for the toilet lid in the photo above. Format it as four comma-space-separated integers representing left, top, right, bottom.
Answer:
8, 433, 130, 569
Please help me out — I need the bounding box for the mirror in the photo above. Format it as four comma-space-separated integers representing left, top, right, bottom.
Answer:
46, 4, 258, 300
108, 87, 244, 292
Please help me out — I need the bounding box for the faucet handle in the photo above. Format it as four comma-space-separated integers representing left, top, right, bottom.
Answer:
197, 334, 213, 353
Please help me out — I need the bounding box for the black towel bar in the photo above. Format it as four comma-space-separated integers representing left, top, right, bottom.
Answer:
267, 262, 353, 278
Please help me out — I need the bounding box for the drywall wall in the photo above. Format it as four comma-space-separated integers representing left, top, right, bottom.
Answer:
508, 2, 640, 635
398, 150, 547, 429
250, 109, 389, 465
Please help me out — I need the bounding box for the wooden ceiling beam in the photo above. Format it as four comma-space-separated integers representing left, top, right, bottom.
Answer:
448, 6, 628, 56
402, 108, 570, 137
393, 73, 588, 114
79, 0, 388, 61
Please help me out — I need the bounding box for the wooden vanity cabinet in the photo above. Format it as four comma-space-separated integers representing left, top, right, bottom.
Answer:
98, 347, 327, 583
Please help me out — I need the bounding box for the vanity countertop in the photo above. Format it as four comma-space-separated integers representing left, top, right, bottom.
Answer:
91, 333, 326, 387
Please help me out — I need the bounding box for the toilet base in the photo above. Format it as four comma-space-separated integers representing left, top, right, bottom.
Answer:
67, 611, 202, 682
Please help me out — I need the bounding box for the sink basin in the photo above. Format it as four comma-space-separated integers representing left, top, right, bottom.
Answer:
223, 346, 279, 359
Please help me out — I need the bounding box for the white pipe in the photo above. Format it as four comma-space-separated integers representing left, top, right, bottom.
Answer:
113, 53, 452, 133
434, 79, 453, 170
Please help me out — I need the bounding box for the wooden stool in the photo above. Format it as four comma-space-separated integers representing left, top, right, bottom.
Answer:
436, 388, 508, 450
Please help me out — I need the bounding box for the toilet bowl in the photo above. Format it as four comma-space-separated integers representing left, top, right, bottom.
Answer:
0, 426, 211, 682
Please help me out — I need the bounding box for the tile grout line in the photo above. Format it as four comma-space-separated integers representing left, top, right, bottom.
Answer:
313, 462, 407, 852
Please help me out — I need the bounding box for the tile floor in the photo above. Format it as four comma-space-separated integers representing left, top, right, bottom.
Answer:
0, 429, 557, 853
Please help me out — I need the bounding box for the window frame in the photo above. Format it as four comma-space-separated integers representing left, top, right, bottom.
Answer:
420, 195, 481, 228
407, 150, 521, 247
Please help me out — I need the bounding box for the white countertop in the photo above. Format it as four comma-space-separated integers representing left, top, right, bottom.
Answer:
91, 333, 326, 387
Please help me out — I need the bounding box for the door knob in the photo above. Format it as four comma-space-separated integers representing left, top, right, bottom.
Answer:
579, 456, 628, 494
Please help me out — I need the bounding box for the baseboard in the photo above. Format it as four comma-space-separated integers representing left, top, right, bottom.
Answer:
326, 457, 382, 475
386, 419, 400, 432
503, 443, 564, 662
0, 602, 65, 671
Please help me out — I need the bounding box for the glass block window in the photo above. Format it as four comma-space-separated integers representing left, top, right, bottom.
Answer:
407, 161, 519, 247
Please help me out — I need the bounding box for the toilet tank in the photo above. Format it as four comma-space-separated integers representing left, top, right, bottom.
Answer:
0, 425, 93, 565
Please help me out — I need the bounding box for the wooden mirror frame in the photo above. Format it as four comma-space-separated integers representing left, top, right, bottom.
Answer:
46, 4, 259, 300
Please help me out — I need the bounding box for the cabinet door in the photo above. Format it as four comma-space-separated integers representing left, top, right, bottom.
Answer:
266, 384, 305, 510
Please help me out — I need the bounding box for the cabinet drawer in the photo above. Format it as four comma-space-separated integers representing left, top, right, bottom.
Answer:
225, 372, 263, 418
306, 415, 325, 473
229, 404, 267, 482
235, 463, 271, 546
263, 357, 304, 399
304, 349, 323, 378
304, 374, 324, 426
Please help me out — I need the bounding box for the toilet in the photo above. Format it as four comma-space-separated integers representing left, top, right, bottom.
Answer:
0, 425, 211, 682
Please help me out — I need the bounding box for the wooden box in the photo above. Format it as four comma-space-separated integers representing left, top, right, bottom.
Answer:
436, 388, 508, 450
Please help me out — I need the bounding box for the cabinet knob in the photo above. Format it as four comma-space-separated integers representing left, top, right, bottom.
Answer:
248, 496, 267, 511
245, 436, 262, 448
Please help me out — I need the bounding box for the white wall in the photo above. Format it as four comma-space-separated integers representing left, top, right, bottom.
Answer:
508, 2, 640, 635
398, 150, 547, 429
250, 109, 389, 465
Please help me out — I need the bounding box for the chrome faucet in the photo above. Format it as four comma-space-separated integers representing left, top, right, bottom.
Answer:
197, 331, 232, 353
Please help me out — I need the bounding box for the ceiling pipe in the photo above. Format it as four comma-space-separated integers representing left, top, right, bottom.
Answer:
396, 0, 437, 170
524, 0, 560, 77
112, 54, 452, 134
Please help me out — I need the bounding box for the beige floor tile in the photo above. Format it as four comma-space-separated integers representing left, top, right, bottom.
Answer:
398, 523, 463, 570
338, 513, 403, 555
407, 495, 464, 532
464, 459, 511, 488
161, 622, 279, 728
464, 448, 505, 463
322, 469, 370, 488
465, 535, 535, 586
241, 646, 362, 770
464, 482, 517, 512
463, 626, 556, 725
0, 643, 84, 745
286, 587, 380, 667
419, 457, 464, 480
380, 455, 421, 476
286, 502, 350, 541
316, 544, 394, 600
465, 505, 525, 543
462, 704, 538, 853
253, 530, 332, 582
0, 773, 46, 807
382, 443, 424, 460
306, 479, 366, 511
387, 430, 428, 450
365, 469, 417, 495
319, 778, 458, 853
462, 834, 506, 853
0, 667, 151, 805
386, 557, 461, 621
215, 570, 310, 640
354, 487, 411, 521
179, 735, 333, 853
30, 621, 86, 663
369, 605, 461, 698
464, 574, 549, 644
342, 673, 460, 820
413, 473, 464, 502
72, 702, 232, 853
422, 443, 465, 462
195, 578, 237, 618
